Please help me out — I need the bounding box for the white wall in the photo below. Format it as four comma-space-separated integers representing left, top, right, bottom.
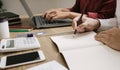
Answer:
116, 0, 120, 27
1, 0, 75, 15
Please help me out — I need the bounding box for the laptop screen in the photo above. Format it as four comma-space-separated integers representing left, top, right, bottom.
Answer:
20, 0, 33, 18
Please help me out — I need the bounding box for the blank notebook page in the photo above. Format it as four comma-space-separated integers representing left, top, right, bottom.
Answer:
62, 45, 120, 70
50, 31, 102, 52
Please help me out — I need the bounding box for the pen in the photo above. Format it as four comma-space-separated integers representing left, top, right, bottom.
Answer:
74, 13, 84, 34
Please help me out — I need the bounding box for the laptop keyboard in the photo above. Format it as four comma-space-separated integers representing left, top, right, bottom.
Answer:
34, 16, 72, 28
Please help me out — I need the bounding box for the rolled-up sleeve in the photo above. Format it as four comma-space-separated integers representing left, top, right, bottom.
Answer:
98, 17, 118, 31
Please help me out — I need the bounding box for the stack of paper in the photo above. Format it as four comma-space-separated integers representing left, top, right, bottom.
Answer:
26, 61, 68, 70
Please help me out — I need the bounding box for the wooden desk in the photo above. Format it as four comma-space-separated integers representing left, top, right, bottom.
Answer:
0, 16, 73, 70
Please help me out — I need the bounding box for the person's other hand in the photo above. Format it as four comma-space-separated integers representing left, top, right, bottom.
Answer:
44, 9, 60, 21
45, 11, 70, 21
72, 16, 100, 33
44, 9, 70, 21
95, 27, 120, 51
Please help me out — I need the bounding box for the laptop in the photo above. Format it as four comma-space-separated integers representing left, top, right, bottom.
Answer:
19, 0, 72, 29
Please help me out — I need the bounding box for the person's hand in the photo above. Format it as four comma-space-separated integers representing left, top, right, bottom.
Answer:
45, 11, 70, 21
95, 27, 120, 51
44, 8, 70, 21
44, 9, 60, 21
72, 16, 100, 33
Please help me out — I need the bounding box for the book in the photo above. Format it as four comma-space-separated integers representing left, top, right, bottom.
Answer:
9, 26, 33, 32
0, 12, 21, 25
50, 31, 120, 70
9, 26, 33, 29
8, 17, 21, 22
0, 12, 19, 18
9, 29, 33, 32
9, 20, 21, 25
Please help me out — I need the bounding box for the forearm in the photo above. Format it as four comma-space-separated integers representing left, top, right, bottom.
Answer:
67, 12, 87, 19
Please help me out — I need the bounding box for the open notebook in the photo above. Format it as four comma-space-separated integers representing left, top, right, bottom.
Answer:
50, 31, 120, 70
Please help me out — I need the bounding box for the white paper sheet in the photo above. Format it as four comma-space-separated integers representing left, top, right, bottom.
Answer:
26, 61, 68, 70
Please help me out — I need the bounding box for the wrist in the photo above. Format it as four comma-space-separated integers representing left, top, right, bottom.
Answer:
94, 19, 101, 31
64, 12, 72, 19
69, 12, 81, 19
